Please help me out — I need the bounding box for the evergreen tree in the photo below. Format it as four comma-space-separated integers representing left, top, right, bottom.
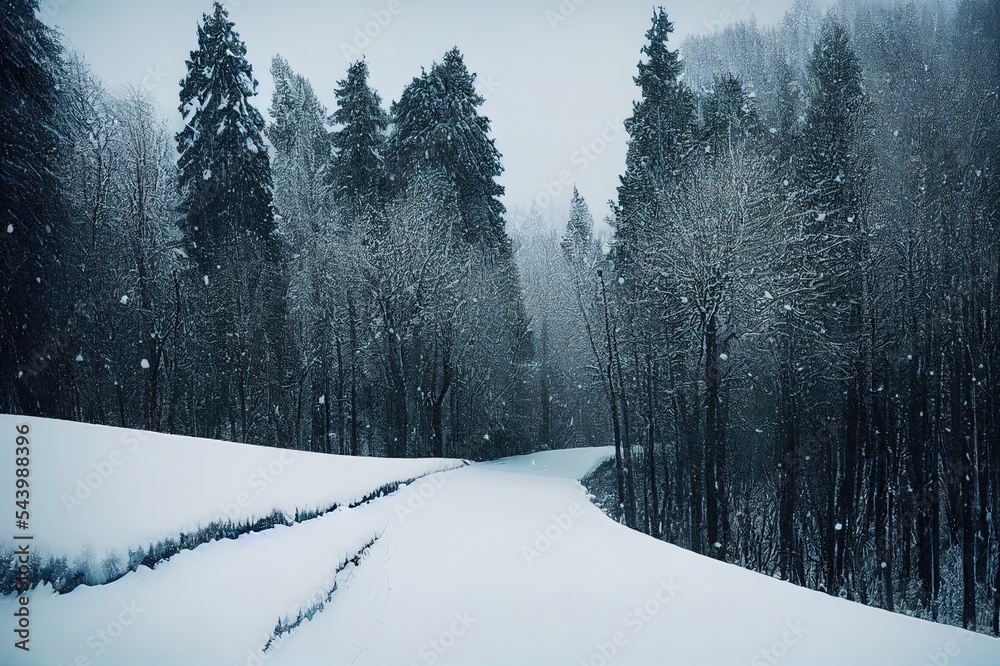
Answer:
613, 7, 697, 278
0, 0, 66, 415
177, 2, 275, 268
388, 48, 507, 255
560, 187, 598, 265
800, 18, 868, 597
176, 2, 290, 443
701, 73, 758, 151
329, 59, 388, 226
268, 55, 338, 452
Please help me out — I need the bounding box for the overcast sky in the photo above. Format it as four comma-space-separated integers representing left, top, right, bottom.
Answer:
42, 0, 807, 228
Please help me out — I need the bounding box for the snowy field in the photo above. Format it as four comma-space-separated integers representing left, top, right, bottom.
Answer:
1, 416, 998, 665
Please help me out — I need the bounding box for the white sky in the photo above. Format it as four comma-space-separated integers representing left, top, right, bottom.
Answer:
41, 0, 803, 228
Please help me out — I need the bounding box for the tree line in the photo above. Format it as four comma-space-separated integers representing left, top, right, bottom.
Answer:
522, 0, 997, 636
2, 0, 532, 461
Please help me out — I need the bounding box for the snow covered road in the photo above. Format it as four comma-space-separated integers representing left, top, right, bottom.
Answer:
1, 419, 997, 664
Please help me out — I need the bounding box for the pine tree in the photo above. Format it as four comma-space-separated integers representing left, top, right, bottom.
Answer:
268, 55, 337, 452
177, 2, 275, 268
0, 0, 66, 415
613, 7, 697, 278
560, 187, 598, 265
329, 59, 388, 226
701, 73, 758, 151
388, 48, 507, 255
800, 18, 868, 597
176, 2, 290, 443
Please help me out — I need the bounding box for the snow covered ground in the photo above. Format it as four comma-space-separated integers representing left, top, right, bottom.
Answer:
3, 416, 460, 560
1, 416, 998, 665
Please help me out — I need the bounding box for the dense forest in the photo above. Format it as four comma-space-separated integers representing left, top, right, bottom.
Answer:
2, 0, 998, 636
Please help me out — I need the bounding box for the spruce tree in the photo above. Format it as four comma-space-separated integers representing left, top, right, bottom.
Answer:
701, 73, 758, 151
177, 2, 275, 268
613, 7, 697, 279
560, 187, 598, 265
268, 56, 336, 452
329, 59, 388, 226
176, 2, 290, 443
800, 18, 867, 597
388, 48, 507, 255
0, 0, 65, 415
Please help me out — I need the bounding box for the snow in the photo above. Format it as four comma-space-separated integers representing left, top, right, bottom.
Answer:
5, 224, 12, 233
1, 419, 997, 665
120, 295, 129, 305
0, 416, 459, 560
203, 169, 211, 180
203, 275, 210, 286
140, 359, 150, 369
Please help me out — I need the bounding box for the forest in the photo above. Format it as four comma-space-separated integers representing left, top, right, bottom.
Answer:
1, 0, 998, 637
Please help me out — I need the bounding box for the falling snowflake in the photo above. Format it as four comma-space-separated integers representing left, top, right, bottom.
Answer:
140, 359, 150, 369
120, 295, 129, 305
5, 224, 12, 234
